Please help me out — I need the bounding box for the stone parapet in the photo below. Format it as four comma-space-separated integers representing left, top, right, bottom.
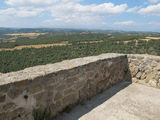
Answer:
0, 53, 160, 120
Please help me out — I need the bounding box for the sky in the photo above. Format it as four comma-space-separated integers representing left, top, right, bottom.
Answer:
0, 0, 160, 32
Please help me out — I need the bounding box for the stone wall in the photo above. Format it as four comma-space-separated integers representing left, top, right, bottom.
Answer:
0, 53, 160, 120
0, 54, 129, 120
128, 54, 160, 88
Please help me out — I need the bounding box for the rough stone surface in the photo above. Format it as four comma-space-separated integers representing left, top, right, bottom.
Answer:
127, 54, 160, 88
55, 82, 160, 120
0, 53, 129, 119
0, 94, 6, 103
0, 53, 160, 119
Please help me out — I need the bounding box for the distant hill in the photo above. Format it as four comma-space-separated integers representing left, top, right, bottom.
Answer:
0, 27, 158, 35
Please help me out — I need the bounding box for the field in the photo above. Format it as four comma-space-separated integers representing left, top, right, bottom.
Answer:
0, 41, 70, 51
0, 31, 160, 73
5, 33, 47, 36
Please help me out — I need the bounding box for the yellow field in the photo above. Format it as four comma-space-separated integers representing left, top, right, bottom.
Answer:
5, 33, 47, 37
117, 36, 160, 45
79, 40, 104, 44
140, 37, 160, 41
0, 41, 71, 51
146, 37, 160, 40
0, 40, 105, 51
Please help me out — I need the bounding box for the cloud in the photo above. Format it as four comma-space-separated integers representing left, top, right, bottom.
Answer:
148, 0, 159, 3
42, 2, 128, 28
48, 3, 127, 24
148, 21, 160, 26
5, 0, 81, 7
0, 8, 44, 17
2, 0, 129, 28
49, 3, 127, 15
5, 0, 57, 7
4, 0, 128, 26
138, 3, 160, 16
114, 21, 134, 25
127, 6, 139, 12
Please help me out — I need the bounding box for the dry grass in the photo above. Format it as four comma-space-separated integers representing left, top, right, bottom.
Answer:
79, 40, 104, 44
116, 36, 160, 45
0, 40, 105, 51
0, 41, 71, 51
3, 33, 48, 43
146, 37, 160, 40
10, 40, 16, 42
5, 33, 47, 37
123, 41, 131, 44
140, 37, 160, 42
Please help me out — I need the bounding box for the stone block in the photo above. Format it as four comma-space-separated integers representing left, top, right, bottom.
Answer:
89, 83, 97, 97
0, 94, 6, 103
54, 91, 63, 101
7, 87, 23, 99
136, 56, 144, 60
141, 72, 146, 80
63, 87, 74, 95
48, 100, 63, 116
97, 79, 109, 93
66, 77, 77, 87
148, 80, 158, 88
79, 89, 89, 101
8, 107, 32, 120
0, 84, 10, 94
15, 80, 28, 90
132, 78, 138, 83
2, 102, 16, 112
130, 66, 139, 77
146, 73, 155, 81
62, 93, 78, 106
56, 84, 66, 91
136, 72, 142, 79
0, 112, 7, 120
151, 61, 158, 67
29, 85, 43, 94
34, 91, 48, 105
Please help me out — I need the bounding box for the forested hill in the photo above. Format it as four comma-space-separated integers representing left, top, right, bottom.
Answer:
0, 31, 160, 73
0, 28, 158, 35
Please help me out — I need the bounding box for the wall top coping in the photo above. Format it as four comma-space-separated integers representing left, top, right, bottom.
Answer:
0, 53, 160, 86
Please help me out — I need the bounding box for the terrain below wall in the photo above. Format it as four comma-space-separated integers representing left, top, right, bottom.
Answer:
0, 53, 160, 120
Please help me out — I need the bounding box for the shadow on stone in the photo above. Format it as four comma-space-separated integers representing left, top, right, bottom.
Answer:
54, 55, 132, 120
54, 82, 131, 120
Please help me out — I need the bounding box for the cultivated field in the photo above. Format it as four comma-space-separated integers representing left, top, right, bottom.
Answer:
0, 41, 70, 51
5, 33, 47, 37
0, 40, 105, 51
0, 32, 160, 73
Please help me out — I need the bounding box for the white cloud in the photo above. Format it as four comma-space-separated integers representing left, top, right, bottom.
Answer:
5, 0, 57, 7
5, 0, 128, 26
48, 2, 127, 26
0, 8, 44, 17
114, 21, 134, 25
148, 0, 159, 3
49, 3, 127, 15
148, 21, 160, 26
127, 6, 139, 12
5, 0, 81, 7
2, 0, 130, 28
138, 3, 160, 16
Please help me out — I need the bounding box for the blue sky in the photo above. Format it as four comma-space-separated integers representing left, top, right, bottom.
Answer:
0, 0, 160, 32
